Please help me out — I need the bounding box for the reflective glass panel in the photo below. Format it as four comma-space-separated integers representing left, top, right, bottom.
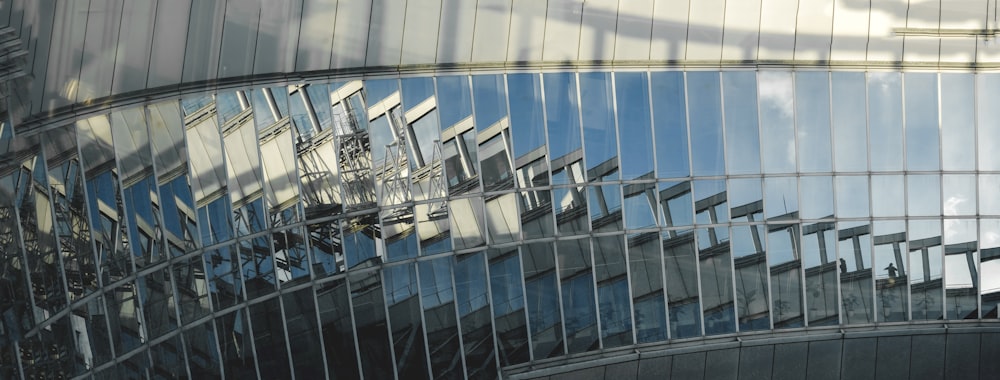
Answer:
904, 73, 940, 171
688, 72, 725, 176
722, 71, 761, 175
759, 71, 796, 173
867, 72, 903, 171
800, 176, 834, 219
764, 177, 798, 221
909, 220, 943, 320
944, 219, 978, 319
908, 174, 941, 217
663, 230, 701, 338
941, 73, 975, 171
556, 239, 597, 353
594, 236, 633, 346
942, 174, 976, 216
544, 72, 584, 185
651, 71, 690, 178
873, 221, 908, 322
838, 221, 873, 325
616, 72, 654, 180
472, 74, 507, 131
697, 227, 735, 335
832, 72, 868, 172
731, 224, 770, 331
802, 222, 839, 325
580, 72, 619, 181
871, 175, 904, 217
979, 220, 1000, 319
796, 71, 833, 172
769, 224, 803, 328
835, 176, 869, 218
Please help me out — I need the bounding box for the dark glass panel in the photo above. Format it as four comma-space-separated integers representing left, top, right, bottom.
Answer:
523, 242, 565, 359
241, 236, 276, 299
137, 267, 179, 339
316, 278, 362, 380
204, 245, 243, 310
555, 239, 596, 353
489, 251, 529, 366
384, 263, 430, 379
628, 233, 667, 343
282, 288, 325, 378
454, 252, 498, 379
589, 184, 623, 233
594, 236, 633, 346
663, 229, 702, 338
697, 227, 736, 335
183, 321, 222, 378
418, 258, 463, 379
350, 270, 394, 379
215, 309, 257, 378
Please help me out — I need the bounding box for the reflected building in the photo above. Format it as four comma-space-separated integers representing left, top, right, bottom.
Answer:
1, 1, 1000, 379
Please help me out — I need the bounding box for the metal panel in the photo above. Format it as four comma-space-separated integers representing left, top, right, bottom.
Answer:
472, 0, 511, 63
671, 352, 705, 380
637, 355, 671, 379
685, 0, 725, 61
757, 0, 797, 60
903, 0, 940, 63
181, 0, 226, 83
793, 0, 833, 61
542, 0, 583, 61
738, 345, 773, 380
295, 0, 337, 71
578, 0, 618, 62
865, 0, 906, 62
720, 0, 760, 61
939, 0, 981, 63
147, 0, 191, 88
842, 338, 877, 380
909, 334, 945, 379
649, 0, 688, 61
219, 0, 261, 79
77, 0, 123, 103
113, 0, 155, 94
829, 0, 869, 61
614, 0, 653, 61
805, 340, 841, 380
254, 0, 300, 75
772, 342, 808, 380
507, 0, 546, 62
401, 0, 441, 65
945, 333, 980, 379
437, 0, 476, 63
330, 0, 371, 68
704, 348, 738, 380
42, 0, 88, 112
874, 336, 910, 380
366, 0, 406, 66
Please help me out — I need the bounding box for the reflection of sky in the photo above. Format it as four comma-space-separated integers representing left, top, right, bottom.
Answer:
437, 76, 472, 129
758, 71, 795, 172
688, 72, 725, 176
401, 77, 433, 109
543, 72, 582, 160
722, 71, 760, 175
580, 72, 618, 173
472, 75, 507, 129
651, 72, 689, 178
508, 73, 545, 159
616, 72, 654, 179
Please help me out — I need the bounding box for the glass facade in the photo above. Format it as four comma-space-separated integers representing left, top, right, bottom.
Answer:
2, 69, 1000, 379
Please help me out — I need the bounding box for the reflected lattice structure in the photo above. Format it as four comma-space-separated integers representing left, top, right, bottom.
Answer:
2, 71, 1000, 379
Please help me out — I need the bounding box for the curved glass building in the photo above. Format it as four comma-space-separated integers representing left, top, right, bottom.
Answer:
1, 1, 999, 379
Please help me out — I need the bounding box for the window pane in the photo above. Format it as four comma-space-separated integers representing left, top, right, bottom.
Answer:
616, 72, 654, 179
722, 71, 761, 175
651, 71, 690, 178
796, 72, 833, 173
867, 72, 903, 172
688, 72, 725, 176
904, 73, 940, 171
759, 71, 796, 173
832, 72, 868, 172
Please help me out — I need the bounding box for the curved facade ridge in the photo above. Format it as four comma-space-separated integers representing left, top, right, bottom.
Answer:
2, 0, 1000, 125
2, 68, 1000, 379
